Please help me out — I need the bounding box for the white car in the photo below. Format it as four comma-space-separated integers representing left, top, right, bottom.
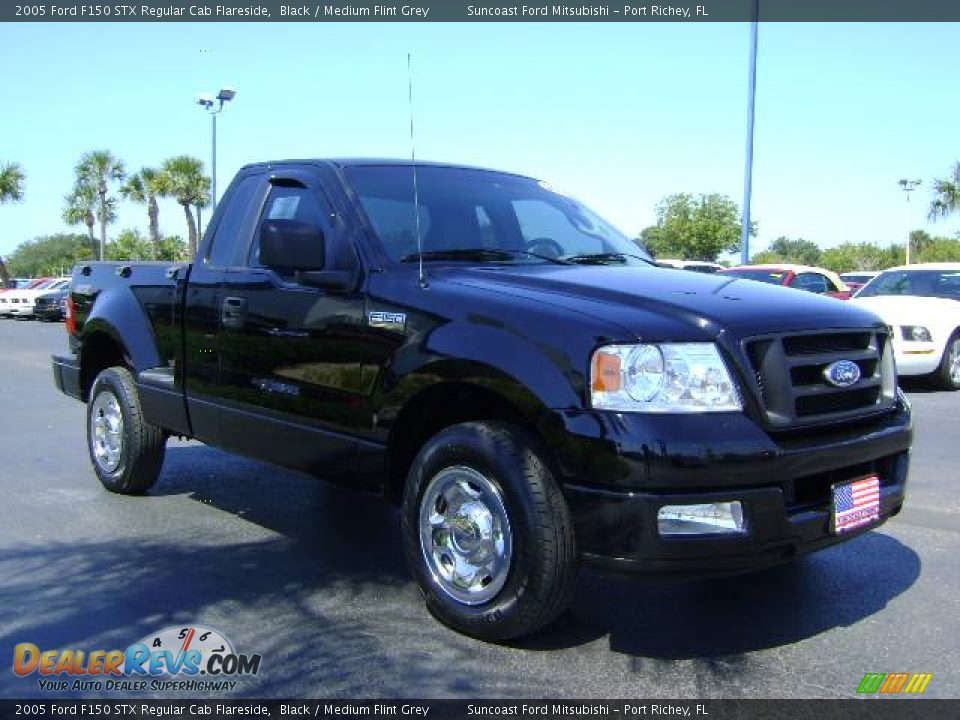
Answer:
4, 277, 70, 319
850, 263, 960, 389
656, 259, 726, 274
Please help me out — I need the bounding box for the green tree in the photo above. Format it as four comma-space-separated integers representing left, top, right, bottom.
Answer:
76, 150, 126, 261
155, 235, 190, 261
120, 168, 165, 249
5, 233, 94, 277
0, 162, 25, 203
759, 236, 823, 266
158, 156, 210, 255
909, 230, 934, 262
0, 161, 26, 285
642, 193, 751, 261
929, 161, 960, 222
62, 184, 98, 254
105, 228, 154, 261
749, 250, 783, 265
915, 235, 960, 262
820, 242, 904, 272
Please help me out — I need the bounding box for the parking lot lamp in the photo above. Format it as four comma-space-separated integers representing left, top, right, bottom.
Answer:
196, 87, 237, 212
899, 178, 921, 265
740, 1, 759, 266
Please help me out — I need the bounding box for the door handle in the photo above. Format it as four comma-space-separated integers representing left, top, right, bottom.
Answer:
221, 296, 247, 329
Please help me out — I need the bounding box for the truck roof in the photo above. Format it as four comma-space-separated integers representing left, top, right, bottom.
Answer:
238, 157, 539, 180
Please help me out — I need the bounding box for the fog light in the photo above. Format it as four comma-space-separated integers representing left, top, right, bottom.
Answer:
657, 501, 746, 536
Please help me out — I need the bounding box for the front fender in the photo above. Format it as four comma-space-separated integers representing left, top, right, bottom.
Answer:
379, 316, 585, 421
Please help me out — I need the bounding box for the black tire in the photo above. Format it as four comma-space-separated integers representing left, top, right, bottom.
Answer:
936, 330, 960, 391
401, 421, 577, 641
86, 366, 166, 494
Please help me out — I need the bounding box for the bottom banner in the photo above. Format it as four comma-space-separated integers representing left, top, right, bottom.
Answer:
0, 700, 957, 720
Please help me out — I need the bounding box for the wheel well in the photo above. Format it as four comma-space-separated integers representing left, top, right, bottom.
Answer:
385, 383, 534, 504
80, 333, 130, 401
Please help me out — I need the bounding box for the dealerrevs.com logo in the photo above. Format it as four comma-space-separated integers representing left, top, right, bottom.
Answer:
12, 626, 262, 693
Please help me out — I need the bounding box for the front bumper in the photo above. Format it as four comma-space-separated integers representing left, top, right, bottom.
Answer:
553, 398, 912, 576
35, 305, 65, 321
9, 304, 35, 317
894, 343, 940, 375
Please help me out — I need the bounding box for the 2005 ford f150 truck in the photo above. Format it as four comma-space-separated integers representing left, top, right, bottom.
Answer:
53, 159, 912, 640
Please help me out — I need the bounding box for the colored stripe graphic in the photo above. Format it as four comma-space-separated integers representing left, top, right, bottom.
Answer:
880, 673, 909, 693
857, 672, 932, 694
857, 673, 885, 693
904, 673, 933, 694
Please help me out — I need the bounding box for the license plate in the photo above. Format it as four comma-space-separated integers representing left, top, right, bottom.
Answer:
831, 474, 880, 534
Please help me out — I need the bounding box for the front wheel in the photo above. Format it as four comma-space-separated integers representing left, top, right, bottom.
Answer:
87, 366, 166, 494
935, 330, 960, 391
401, 421, 577, 641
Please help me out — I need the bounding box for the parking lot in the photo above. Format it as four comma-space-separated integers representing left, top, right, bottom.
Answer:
0, 318, 957, 699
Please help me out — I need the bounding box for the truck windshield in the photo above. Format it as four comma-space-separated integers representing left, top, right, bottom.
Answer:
344, 165, 651, 265
856, 269, 960, 300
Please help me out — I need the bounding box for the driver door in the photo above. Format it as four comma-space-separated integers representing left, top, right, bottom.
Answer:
213, 172, 368, 482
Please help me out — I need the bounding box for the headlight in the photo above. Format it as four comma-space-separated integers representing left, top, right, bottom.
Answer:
901, 326, 932, 342
590, 343, 742, 412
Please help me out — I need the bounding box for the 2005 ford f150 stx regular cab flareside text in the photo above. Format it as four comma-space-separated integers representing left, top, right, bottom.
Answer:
53, 159, 912, 640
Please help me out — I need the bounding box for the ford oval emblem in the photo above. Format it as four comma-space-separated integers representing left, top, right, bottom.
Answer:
823, 360, 861, 388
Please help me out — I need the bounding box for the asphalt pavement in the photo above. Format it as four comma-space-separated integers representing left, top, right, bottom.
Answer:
0, 319, 957, 699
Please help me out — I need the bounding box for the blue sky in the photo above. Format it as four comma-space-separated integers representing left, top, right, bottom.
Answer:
1, 21, 958, 261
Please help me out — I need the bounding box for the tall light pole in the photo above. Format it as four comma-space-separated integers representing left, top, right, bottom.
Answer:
740, 1, 760, 266
899, 178, 921, 265
196, 86, 237, 212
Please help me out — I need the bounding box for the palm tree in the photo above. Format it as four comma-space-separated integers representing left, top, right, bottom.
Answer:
158, 156, 210, 255
76, 150, 126, 260
62, 183, 99, 253
929, 162, 960, 222
121, 168, 164, 249
0, 162, 25, 203
0, 161, 26, 285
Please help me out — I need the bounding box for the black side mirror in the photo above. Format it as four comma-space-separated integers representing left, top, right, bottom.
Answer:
259, 219, 325, 270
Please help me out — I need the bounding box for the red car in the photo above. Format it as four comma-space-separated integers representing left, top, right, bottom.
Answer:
720, 264, 852, 300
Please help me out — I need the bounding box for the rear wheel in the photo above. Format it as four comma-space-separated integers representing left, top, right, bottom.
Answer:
87, 366, 166, 494
935, 330, 960, 391
401, 421, 577, 641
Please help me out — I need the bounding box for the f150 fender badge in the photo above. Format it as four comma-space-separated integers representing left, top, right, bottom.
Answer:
368, 311, 407, 330
823, 360, 861, 388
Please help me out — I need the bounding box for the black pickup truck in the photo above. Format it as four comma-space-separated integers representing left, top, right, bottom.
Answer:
53, 159, 912, 640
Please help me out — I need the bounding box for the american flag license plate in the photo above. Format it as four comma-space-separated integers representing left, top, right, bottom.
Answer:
832, 475, 881, 534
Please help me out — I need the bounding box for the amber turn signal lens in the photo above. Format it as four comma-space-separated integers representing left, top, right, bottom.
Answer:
591, 351, 622, 393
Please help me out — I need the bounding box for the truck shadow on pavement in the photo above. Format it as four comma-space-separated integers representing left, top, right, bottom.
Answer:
531, 530, 921, 659
1, 443, 921, 697
157, 445, 922, 663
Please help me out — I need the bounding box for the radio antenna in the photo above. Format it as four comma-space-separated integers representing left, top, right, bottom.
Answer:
408, 52, 427, 289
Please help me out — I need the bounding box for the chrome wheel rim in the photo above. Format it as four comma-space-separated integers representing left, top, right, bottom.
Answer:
419, 465, 513, 606
91, 391, 124, 473
950, 341, 960, 385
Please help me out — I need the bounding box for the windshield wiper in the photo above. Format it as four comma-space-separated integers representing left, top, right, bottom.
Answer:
399, 248, 571, 265
560, 252, 655, 266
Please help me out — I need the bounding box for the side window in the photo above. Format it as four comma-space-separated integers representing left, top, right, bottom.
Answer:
823, 274, 841, 292
207, 175, 263, 267
794, 273, 827, 294
249, 182, 339, 272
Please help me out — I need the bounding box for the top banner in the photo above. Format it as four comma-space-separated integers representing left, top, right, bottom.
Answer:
4, 0, 960, 22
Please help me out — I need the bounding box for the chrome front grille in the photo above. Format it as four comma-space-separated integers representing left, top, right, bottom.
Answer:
743, 329, 896, 428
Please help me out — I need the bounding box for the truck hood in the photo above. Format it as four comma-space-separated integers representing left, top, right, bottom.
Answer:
850, 295, 960, 327
443, 264, 885, 340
